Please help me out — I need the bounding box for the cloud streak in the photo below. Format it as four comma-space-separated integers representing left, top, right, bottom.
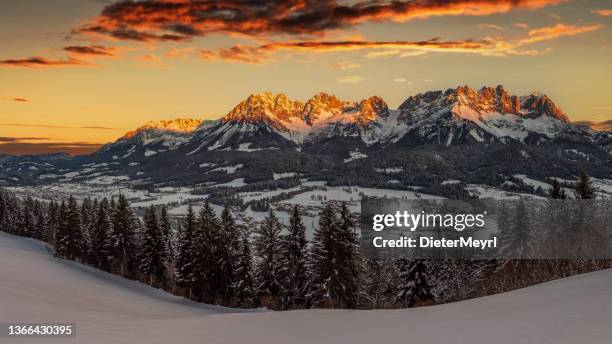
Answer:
0, 142, 102, 156
0, 123, 121, 130
0, 56, 91, 68
592, 9, 612, 16
63, 45, 117, 56
197, 22, 602, 63
73, 0, 566, 42
1, 97, 29, 103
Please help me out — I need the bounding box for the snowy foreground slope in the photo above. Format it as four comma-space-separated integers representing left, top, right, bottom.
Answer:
2, 232, 612, 344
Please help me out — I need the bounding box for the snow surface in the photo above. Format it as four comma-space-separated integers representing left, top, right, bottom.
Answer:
2, 232, 612, 344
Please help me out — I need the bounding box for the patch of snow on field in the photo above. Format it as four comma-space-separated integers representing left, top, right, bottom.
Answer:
375, 167, 403, 174
212, 178, 247, 188
344, 149, 367, 163
273, 172, 297, 180
208, 164, 244, 174
144, 150, 157, 157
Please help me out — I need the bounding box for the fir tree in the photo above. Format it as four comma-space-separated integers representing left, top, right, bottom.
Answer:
234, 228, 255, 308
500, 198, 532, 258
548, 179, 567, 199
91, 198, 113, 271
192, 201, 220, 303
219, 206, 239, 305
395, 258, 434, 307
283, 205, 309, 309
175, 205, 196, 298
139, 205, 168, 286
335, 202, 361, 308
32, 200, 47, 241
310, 202, 339, 307
110, 194, 137, 276
158, 205, 173, 262
56, 196, 85, 261
254, 209, 284, 308
20, 197, 34, 237
574, 171, 596, 199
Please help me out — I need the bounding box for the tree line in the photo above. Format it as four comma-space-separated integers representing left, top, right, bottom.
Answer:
0, 171, 608, 310
0, 191, 437, 309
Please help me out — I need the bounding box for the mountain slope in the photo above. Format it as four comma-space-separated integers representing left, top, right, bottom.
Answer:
2, 232, 612, 344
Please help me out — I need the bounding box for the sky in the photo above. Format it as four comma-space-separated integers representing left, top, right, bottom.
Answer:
0, 0, 611, 155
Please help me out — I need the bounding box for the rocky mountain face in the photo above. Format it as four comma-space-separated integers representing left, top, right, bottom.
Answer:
2, 86, 609, 188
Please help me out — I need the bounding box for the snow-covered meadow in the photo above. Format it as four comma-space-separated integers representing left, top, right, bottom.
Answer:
2, 232, 611, 344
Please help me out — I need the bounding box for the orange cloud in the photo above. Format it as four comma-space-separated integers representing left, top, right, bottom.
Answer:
73, 0, 567, 42
517, 23, 603, 45
63, 45, 118, 56
197, 22, 602, 63
0, 56, 92, 68
592, 9, 612, 16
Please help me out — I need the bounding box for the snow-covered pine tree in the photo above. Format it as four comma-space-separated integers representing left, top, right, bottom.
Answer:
234, 227, 255, 308
548, 179, 567, 199
574, 171, 596, 199
56, 196, 85, 261
219, 206, 239, 305
282, 205, 309, 309
254, 209, 284, 309
91, 198, 113, 271
139, 205, 168, 287
192, 201, 220, 303
335, 202, 360, 308
395, 258, 434, 307
175, 205, 196, 299
46, 200, 59, 247
310, 202, 339, 308
110, 194, 138, 277
80, 197, 95, 261
32, 200, 47, 241
20, 196, 34, 237
158, 205, 173, 262
501, 198, 533, 259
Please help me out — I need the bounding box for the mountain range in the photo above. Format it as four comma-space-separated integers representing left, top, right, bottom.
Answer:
1, 85, 610, 194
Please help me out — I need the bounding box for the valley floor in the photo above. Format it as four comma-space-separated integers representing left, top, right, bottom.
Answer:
1, 232, 611, 344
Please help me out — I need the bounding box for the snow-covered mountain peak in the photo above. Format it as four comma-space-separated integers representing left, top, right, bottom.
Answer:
224, 92, 303, 128
122, 118, 203, 139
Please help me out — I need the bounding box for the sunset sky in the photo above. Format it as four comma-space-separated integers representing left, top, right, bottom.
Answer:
1, 0, 611, 155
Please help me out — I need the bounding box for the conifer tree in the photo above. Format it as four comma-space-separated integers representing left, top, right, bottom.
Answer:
139, 205, 168, 286
310, 202, 338, 307
254, 209, 284, 308
395, 258, 434, 307
91, 198, 113, 271
20, 197, 34, 237
500, 198, 532, 258
234, 228, 255, 308
158, 205, 173, 261
335, 202, 361, 308
56, 196, 85, 261
110, 194, 137, 276
548, 179, 567, 199
192, 201, 220, 303
219, 206, 239, 304
46, 200, 59, 247
574, 171, 596, 199
32, 200, 47, 241
80, 198, 95, 260
175, 205, 196, 298
283, 205, 309, 309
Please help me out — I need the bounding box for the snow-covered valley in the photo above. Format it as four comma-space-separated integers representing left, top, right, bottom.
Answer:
2, 232, 612, 344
